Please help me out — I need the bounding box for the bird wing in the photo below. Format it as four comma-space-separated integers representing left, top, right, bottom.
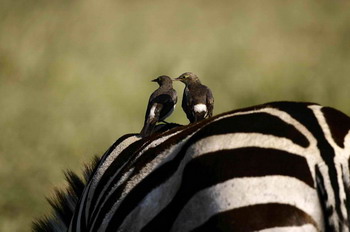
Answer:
206, 87, 214, 117
152, 93, 176, 121
140, 102, 163, 137
145, 89, 167, 120
182, 87, 195, 123
141, 87, 177, 137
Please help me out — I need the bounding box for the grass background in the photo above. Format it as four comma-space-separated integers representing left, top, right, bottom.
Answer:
1, 0, 350, 231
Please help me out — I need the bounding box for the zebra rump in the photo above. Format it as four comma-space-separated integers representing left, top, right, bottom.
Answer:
33, 101, 350, 232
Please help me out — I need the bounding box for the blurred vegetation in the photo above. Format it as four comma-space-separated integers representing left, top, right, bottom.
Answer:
1, 0, 350, 231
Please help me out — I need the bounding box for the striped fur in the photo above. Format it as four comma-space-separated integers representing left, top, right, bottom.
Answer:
34, 101, 350, 232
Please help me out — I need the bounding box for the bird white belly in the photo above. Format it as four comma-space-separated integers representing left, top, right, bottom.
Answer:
194, 104, 207, 113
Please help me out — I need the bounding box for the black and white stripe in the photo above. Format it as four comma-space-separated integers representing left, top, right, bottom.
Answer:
34, 101, 350, 232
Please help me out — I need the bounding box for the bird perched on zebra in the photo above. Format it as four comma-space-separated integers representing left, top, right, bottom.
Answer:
140, 75, 177, 137
175, 72, 214, 123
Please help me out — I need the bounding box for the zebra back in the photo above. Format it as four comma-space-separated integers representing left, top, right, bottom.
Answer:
34, 101, 350, 232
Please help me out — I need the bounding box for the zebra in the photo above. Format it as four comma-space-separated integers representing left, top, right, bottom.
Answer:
33, 101, 350, 232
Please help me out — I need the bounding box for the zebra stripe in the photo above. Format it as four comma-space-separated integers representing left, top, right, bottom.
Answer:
34, 101, 350, 232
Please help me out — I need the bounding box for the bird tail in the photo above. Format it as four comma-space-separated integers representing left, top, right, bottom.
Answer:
140, 121, 156, 137
194, 112, 206, 122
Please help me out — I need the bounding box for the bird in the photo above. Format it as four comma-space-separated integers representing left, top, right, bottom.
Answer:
175, 72, 214, 123
140, 75, 177, 137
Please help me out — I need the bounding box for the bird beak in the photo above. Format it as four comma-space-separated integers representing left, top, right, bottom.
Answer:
173, 77, 181, 81
151, 78, 158, 82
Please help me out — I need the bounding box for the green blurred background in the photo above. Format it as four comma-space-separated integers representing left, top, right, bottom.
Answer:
1, 0, 350, 231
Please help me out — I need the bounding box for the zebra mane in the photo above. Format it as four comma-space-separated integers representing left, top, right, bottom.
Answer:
32, 156, 100, 232
32, 123, 182, 232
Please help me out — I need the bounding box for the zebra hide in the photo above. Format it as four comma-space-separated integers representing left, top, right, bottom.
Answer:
33, 101, 350, 232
